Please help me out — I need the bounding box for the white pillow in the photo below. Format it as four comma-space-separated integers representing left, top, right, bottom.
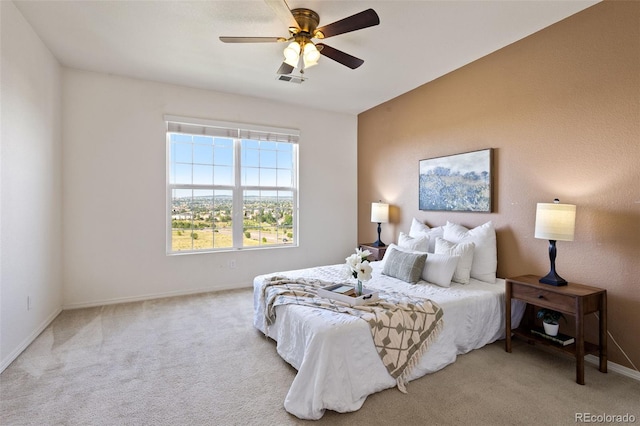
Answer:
409, 217, 430, 236
443, 221, 497, 283
434, 237, 475, 284
381, 243, 456, 286
398, 232, 429, 252
423, 253, 460, 288
409, 218, 444, 253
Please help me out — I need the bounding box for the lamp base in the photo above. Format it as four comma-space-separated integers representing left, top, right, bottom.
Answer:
539, 271, 568, 286
371, 222, 385, 247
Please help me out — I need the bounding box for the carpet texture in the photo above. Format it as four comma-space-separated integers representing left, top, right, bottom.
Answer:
1, 288, 638, 425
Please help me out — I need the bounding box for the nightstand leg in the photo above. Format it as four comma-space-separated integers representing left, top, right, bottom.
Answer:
576, 298, 585, 385
599, 292, 608, 373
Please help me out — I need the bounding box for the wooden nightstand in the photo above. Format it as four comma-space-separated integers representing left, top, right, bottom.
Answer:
505, 275, 607, 385
358, 243, 387, 261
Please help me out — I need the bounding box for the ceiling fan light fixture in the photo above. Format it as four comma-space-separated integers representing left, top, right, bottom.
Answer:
303, 42, 320, 67
221, 3, 380, 75
283, 41, 301, 67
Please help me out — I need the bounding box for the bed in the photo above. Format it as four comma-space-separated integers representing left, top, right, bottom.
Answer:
253, 220, 526, 420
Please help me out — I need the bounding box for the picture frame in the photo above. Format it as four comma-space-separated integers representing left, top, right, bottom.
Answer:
419, 148, 493, 212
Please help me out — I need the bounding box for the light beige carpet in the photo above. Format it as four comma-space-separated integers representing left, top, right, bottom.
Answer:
1, 288, 638, 425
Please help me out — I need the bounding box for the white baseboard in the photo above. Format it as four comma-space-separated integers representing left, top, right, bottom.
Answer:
62, 282, 251, 310
0, 307, 62, 373
585, 354, 640, 381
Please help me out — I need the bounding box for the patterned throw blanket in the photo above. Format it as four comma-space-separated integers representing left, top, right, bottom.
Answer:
262, 276, 444, 393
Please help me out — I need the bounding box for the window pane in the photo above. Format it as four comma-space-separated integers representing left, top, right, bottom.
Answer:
277, 142, 292, 152
260, 149, 277, 167
242, 167, 259, 186
260, 168, 277, 186
214, 137, 233, 148
214, 146, 233, 166
171, 189, 194, 252
213, 190, 233, 248
193, 135, 213, 145
174, 164, 192, 185
277, 191, 294, 244
214, 165, 233, 186
242, 190, 286, 247
192, 189, 214, 250
172, 134, 191, 143
243, 190, 261, 247
277, 150, 292, 169
174, 142, 192, 163
261, 141, 277, 151
243, 148, 259, 168
242, 139, 259, 149
194, 144, 213, 165
277, 169, 292, 186
193, 165, 213, 185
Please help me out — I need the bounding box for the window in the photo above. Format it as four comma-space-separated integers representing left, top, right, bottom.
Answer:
166, 116, 298, 254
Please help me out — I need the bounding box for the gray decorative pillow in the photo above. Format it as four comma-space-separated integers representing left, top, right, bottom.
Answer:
382, 247, 427, 284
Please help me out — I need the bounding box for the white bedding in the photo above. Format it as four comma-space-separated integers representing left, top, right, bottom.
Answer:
253, 262, 525, 420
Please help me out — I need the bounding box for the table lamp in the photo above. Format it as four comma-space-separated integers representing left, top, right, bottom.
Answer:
370, 201, 389, 247
534, 199, 576, 286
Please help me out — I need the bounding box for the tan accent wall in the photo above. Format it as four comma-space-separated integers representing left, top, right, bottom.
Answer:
358, 1, 639, 370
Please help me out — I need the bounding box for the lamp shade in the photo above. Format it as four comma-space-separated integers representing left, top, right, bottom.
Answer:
283, 42, 300, 67
303, 42, 320, 68
371, 202, 389, 223
534, 202, 576, 241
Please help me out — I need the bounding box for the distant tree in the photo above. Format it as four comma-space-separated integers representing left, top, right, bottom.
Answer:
262, 237, 267, 243
191, 232, 199, 240
245, 231, 251, 239
287, 232, 293, 239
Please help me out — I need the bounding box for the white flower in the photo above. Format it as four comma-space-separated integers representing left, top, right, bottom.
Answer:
345, 253, 359, 269
355, 260, 372, 281
342, 263, 355, 280
355, 247, 371, 259
344, 248, 373, 282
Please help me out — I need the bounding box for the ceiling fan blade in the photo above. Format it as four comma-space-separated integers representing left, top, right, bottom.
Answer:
316, 43, 364, 69
277, 62, 294, 75
314, 9, 380, 39
219, 36, 287, 43
265, 0, 300, 32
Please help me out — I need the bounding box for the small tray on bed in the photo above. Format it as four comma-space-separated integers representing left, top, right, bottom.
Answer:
317, 284, 379, 306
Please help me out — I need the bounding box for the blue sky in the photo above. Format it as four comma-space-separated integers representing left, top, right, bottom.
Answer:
170, 134, 293, 187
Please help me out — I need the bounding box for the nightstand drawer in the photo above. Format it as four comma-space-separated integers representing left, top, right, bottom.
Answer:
511, 283, 575, 314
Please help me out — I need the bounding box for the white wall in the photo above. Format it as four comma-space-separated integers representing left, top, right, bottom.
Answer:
0, 1, 63, 369
62, 70, 358, 308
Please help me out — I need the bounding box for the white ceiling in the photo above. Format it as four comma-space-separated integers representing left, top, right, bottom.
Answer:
14, 0, 599, 115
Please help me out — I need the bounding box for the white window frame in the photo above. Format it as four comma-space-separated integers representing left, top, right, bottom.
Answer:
165, 115, 299, 254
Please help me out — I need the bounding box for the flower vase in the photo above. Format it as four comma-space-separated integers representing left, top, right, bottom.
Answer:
356, 280, 363, 296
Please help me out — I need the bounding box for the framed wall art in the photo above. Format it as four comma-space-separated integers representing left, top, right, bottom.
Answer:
419, 148, 493, 212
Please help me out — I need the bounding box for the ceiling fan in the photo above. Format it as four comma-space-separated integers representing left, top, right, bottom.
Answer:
219, 0, 380, 77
